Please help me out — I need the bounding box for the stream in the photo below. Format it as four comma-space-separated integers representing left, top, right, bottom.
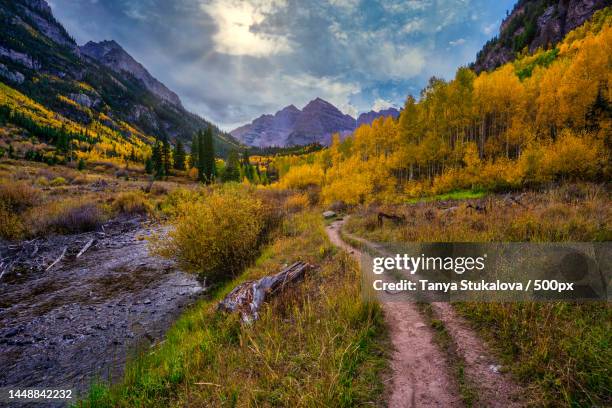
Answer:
0, 218, 203, 406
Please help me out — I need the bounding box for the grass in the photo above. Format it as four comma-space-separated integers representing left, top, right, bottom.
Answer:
405, 189, 486, 204
77, 210, 389, 407
344, 183, 612, 406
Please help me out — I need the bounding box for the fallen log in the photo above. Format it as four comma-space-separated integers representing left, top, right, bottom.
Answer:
218, 261, 313, 323
377, 212, 406, 227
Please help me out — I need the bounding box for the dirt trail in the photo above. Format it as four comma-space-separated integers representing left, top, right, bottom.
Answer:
326, 217, 524, 408
327, 220, 461, 408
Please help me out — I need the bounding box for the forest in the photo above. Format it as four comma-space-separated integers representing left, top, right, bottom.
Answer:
271, 8, 611, 205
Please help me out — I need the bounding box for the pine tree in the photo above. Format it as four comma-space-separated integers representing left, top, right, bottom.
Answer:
161, 137, 171, 177
222, 149, 241, 182
198, 126, 215, 183
151, 141, 164, 179
145, 157, 153, 174
173, 140, 186, 171
190, 133, 199, 169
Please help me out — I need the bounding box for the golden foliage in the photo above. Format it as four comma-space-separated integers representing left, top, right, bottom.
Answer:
153, 186, 266, 281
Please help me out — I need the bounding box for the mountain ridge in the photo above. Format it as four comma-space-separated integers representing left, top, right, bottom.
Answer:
0, 0, 240, 154
231, 99, 399, 147
473, 0, 608, 72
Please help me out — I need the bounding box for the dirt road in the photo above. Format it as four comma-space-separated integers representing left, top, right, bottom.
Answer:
326, 218, 523, 408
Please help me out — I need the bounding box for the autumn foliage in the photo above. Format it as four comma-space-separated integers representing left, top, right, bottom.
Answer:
272, 9, 611, 204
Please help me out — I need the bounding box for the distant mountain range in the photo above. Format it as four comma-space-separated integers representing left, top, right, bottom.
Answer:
473, 0, 607, 72
231, 98, 400, 147
0, 0, 240, 154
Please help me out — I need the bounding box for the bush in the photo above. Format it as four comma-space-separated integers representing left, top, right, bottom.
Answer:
0, 202, 24, 240
112, 191, 152, 216
284, 193, 309, 213
0, 181, 41, 212
153, 186, 268, 282
33, 200, 107, 234
50, 177, 67, 186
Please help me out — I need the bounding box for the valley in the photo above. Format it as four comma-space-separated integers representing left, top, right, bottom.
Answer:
0, 0, 610, 407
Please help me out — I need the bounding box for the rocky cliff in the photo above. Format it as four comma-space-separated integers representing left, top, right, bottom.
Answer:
0, 0, 240, 153
473, 0, 608, 73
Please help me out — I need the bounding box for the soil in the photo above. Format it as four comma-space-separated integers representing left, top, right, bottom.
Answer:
326, 219, 461, 407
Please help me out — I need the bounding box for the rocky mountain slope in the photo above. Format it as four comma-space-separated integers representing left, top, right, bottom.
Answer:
473, 0, 608, 72
0, 0, 240, 154
232, 99, 399, 147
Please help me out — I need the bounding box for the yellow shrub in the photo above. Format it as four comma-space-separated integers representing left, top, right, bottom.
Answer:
50, 177, 67, 186
112, 191, 152, 216
279, 164, 324, 190
284, 193, 309, 213
153, 186, 266, 281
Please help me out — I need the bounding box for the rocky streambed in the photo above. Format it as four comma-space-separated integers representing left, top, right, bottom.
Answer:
0, 218, 203, 406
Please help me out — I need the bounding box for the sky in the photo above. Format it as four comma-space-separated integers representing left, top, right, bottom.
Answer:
48, 0, 516, 131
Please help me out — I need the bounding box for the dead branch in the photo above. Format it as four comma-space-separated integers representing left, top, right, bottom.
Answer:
46, 246, 67, 271
76, 239, 95, 258
218, 261, 313, 323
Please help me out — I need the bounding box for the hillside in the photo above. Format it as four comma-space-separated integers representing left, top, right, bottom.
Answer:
473, 0, 608, 72
232, 98, 399, 147
0, 0, 240, 155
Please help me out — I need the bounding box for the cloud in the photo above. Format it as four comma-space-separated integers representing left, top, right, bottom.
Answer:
402, 18, 424, 34
201, 0, 292, 57
49, 0, 518, 129
449, 38, 466, 46
371, 98, 395, 112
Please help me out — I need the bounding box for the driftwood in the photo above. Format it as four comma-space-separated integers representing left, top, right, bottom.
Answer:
377, 212, 406, 227
76, 239, 95, 258
218, 261, 312, 323
46, 246, 67, 271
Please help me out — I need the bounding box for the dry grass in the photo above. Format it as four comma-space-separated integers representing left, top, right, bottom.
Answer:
80, 210, 388, 407
29, 198, 108, 234
111, 191, 152, 216
345, 183, 611, 406
346, 184, 610, 243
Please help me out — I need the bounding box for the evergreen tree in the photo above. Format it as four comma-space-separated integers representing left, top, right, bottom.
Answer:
144, 157, 153, 174
222, 149, 241, 182
173, 140, 186, 171
78, 158, 86, 171
151, 141, 164, 179
198, 126, 215, 183
190, 133, 199, 169
161, 137, 171, 177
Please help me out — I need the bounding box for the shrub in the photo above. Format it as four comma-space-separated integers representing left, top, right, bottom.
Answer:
153, 186, 267, 282
0, 202, 24, 240
35, 176, 49, 186
284, 193, 309, 213
0, 181, 41, 212
50, 177, 67, 186
112, 191, 152, 216
32, 199, 107, 234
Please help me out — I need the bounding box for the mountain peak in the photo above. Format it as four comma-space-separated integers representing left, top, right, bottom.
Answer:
80, 40, 182, 107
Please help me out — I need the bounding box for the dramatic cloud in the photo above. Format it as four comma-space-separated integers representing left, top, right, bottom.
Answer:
201, 0, 292, 57
49, 0, 515, 130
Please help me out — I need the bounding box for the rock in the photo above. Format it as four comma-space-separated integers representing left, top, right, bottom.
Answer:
68, 93, 97, 108
0, 63, 25, 84
489, 364, 501, 373
322, 210, 336, 219
143, 298, 152, 305
0, 46, 39, 69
